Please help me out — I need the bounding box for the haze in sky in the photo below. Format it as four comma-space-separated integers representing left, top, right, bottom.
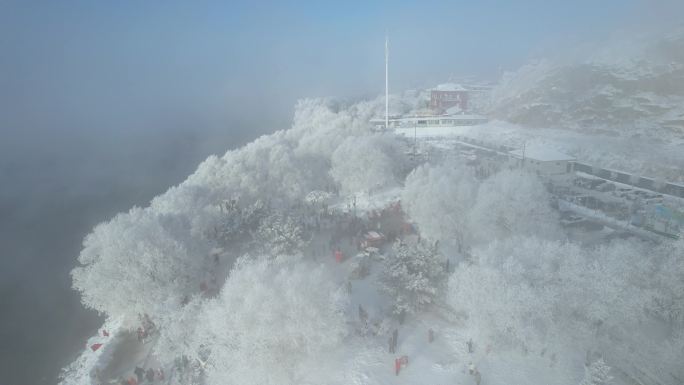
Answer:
1, 1, 684, 385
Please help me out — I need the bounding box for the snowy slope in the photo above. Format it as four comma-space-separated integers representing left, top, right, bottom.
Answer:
489, 30, 684, 140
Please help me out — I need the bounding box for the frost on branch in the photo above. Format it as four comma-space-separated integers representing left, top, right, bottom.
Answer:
254, 211, 308, 256
580, 358, 613, 385
71, 207, 209, 323
469, 169, 561, 243
330, 134, 405, 195
198, 257, 349, 385
380, 240, 447, 317
401, 162, 477, 248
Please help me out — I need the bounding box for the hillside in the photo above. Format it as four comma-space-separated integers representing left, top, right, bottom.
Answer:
489, 30, 684, 141
59, 98, 684, 385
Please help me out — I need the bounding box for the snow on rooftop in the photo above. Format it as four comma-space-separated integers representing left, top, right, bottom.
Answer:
431, 82, 467, 92
396, 114, 487, 121
509, 146, 575, 162
445, 105, 464, 115
395, 126, 471, 138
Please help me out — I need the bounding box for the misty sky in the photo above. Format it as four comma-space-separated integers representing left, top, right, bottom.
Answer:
1, 1, 684, 384
3, 0, 681, 139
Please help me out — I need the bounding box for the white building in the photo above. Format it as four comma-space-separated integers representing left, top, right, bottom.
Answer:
509, 146, 575, 175
370, 113, 488, 131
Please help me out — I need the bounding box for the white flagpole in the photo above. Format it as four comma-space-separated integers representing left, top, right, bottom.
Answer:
385, 35, 389, 130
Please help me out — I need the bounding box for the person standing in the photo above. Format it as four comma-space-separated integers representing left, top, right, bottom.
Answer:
134, 366, 144, 383
392, 329, 398, 351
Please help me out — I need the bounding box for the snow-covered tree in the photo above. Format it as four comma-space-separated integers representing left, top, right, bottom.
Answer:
330, 134, 406, 194
198, 256, 349, 385
401, 162, 478, 248
289, 97, 380, 159
580, 358, 613, 385
154, 296, 206, 364
648, 238, 684, 325
447, 234, 684, 382
469, 169, 561, 243
253, 212, 308, 256
212, 199, 268, 247
381, 240, 447, 316
448, 260, 543, 348
71, 207, 210, 323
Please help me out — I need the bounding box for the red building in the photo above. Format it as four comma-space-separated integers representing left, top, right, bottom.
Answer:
429, 84, 469, 113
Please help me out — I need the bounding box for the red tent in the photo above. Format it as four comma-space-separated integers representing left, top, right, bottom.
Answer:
90, 343, 103, 351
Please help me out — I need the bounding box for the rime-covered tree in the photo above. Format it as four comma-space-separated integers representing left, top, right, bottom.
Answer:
71, 207, 210, 323
154, 296, 205, 364
469, 169, 561, 243
580, 358, 613, 385
212, 199, 268, 248
198, 256, 348, 385
649, 238, 684, 326
254, 212, 308, 256
381, 240, 447, 316
330, 134, 406, 194
401, 162, 478, 248
448, 235, 684, 382
448, 260, 542, 348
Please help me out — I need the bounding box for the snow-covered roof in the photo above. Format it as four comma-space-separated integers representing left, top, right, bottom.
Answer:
365, 231, 385, 241
509, 146, 575, 162
369, 115, 403, 123
444, 114, 488, 120
445, 105, 463, 115
394, 114, 487, 122
431, 83, 467, 92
